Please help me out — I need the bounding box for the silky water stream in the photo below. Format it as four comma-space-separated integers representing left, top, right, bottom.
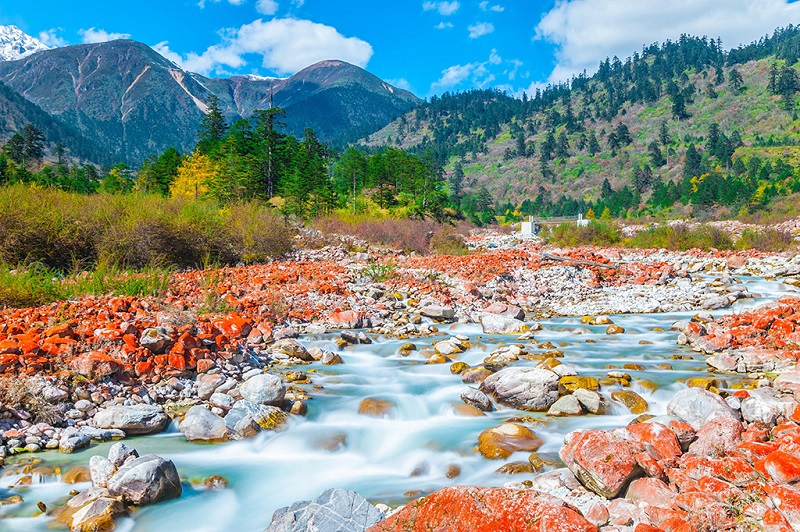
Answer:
1, 277, 796, 531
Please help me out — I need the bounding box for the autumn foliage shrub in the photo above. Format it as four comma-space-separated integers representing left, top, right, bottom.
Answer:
314, 215, 439, 254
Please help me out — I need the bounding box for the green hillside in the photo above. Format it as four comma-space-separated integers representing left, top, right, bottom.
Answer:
363, 27, 800, 219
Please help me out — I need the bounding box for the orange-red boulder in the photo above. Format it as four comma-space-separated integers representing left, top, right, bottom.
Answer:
366, 486, 597, 532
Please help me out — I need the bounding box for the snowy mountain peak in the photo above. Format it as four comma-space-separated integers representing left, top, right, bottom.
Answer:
0, 25, 50, 62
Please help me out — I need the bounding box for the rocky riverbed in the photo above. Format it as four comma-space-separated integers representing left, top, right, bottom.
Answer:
2, 233, 800, 531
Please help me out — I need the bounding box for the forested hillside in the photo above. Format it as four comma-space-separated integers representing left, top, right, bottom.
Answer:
366, 26, 800, 220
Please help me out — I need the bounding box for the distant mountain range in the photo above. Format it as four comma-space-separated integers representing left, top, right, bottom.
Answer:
0, 28, 420, 165
0, 25, 49, 61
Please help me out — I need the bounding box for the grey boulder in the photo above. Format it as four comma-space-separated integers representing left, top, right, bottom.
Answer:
93, 405, 168, 435
107, 454, 182, 505
266, 488, 384, 532
740, 387, 798, 426
419, 305, 455, 320
240, 373, 285, 406
224, 400, 288, 438
666, 387, 739, 430
179, 405, 229, 442
59, 426, 91, 453
460, 387, 493, 412
480, 367, 560, 411
480, 314, 528, 334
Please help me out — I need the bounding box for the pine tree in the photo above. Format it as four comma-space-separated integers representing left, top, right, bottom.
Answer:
728, 69, 744, 93
197, 95, 228, 154
21, 124, 45, 166
648, 141, 666, 167
555, 131, 569, 158
4, 133, 25, 163
659, 122, 671, 146
587, 131, 600, 155
253, 105, 287, 198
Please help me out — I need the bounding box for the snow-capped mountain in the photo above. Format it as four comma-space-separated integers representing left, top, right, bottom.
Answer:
0, 25, 50, 61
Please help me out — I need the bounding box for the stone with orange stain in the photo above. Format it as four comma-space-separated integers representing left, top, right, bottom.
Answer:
764, 450, 800, 483
560, 429, 643, 498
366, 486, 597, 532
214, 314, 253, 339
627, 422, 682, 464
625, 477, 674, 507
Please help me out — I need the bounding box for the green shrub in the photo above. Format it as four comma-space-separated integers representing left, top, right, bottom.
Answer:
547, 220, 621, 247
736, 228, 796, 252
429, 226, 470, 256
626, 224, 734, 251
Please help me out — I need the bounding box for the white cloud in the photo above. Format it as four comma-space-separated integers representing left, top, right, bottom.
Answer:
256, 0, 278, 14
468, 22, 494, 39
435, 21, 454, 29
431, 51, 499, 91
507, 58, 523, 80
198, 0, 245, 7
433, 63, 475, 89
536, 0, 800, 84
38, 28, 67, 48
79, 28, 131, 44
479, 1, 504, 11
423, 1, 460, 16
386, 78, 413, 91
157, 18, 373, 76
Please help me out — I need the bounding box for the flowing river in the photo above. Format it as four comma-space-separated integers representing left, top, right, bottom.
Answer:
1, 277, 796, 532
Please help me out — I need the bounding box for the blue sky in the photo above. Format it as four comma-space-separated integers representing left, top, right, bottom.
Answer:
3, 1, 800, 97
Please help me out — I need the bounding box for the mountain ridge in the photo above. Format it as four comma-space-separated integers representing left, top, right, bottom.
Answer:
0, 36, 420, 164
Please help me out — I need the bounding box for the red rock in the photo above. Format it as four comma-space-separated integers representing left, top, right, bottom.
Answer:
366, 486, 597, 532
635, 525, 664, 532
0, 338, 20, 355
764, 450, 800, 483
584, 502, 609, 527
327, 310, 366, 329
43, 323, 74, 339
688, 416, 743, 458
135, 360, 154, 376
560, 430, 642, 498
627, 422, 682, 463
635, 451, 665, 479
737, 441, 778, 461
726, 256, 747, 269
645, 506, 687, 528
763, 508, 794, 532
673, 491, 716, 512
765, 483, 800, 525
70, 351, 122, 378
696, 475, 743, 502
770, 318, 795, 337
196, 359, 215, 373
214, 315, 252, 339
168, 353, 186, 371
625, 477, 674, 507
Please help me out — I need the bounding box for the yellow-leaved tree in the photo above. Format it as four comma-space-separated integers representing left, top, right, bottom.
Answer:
170, 150, 218, 199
